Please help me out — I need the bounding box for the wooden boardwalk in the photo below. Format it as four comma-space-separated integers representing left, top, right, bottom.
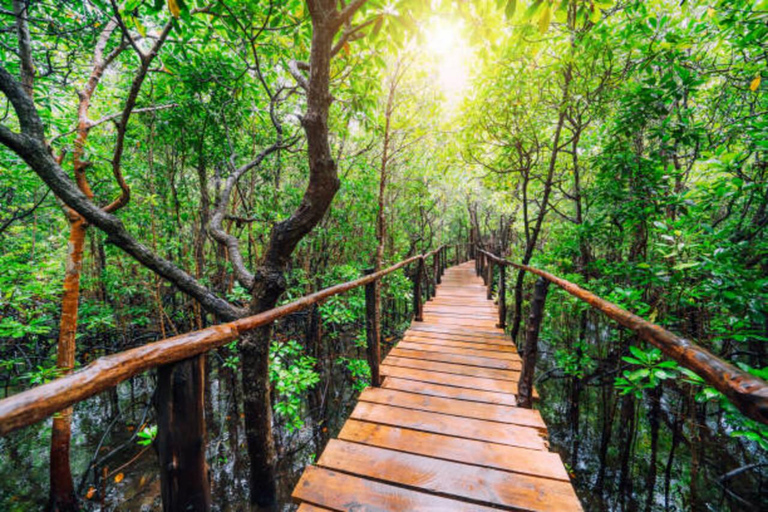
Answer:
292, 261, 582, 511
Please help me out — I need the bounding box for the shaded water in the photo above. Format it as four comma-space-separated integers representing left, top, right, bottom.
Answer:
0, 313, 384, 511
534, 330, 768, 512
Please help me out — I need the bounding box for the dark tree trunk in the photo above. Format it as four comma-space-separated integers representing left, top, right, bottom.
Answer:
156, 356, 211, 512
644, 385, 662, 512
240, 325, 278, 511
518, 277, 549, 408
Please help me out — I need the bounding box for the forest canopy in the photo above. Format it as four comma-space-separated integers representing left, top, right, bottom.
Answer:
0, 0, 767, 510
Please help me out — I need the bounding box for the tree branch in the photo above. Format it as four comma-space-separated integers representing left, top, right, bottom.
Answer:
0, 66, 240, 321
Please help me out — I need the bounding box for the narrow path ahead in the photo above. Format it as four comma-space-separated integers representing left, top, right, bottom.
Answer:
292, 261, 582, 511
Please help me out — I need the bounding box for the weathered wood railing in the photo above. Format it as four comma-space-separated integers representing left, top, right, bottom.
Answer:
0, 243, 455, 509
476, 247, 768, 425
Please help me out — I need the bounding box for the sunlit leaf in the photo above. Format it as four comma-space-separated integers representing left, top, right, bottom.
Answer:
538, 5, 551, 34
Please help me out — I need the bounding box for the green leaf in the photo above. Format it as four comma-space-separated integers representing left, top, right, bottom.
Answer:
538, 5, 552, 34
505, 0, 517, 19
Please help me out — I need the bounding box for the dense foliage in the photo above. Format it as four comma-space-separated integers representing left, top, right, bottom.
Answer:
0, 0, 766, 510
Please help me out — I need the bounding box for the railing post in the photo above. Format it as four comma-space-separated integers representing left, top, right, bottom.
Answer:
413, 257, 424, 322
486, 259, 493, 300
518, 277, 550, 408
363, 269, 381, 387
497, 263, 507, 329
156, 356, 212, 512
434, 251, 441, 285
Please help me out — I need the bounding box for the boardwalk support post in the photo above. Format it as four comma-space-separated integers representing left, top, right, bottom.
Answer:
497, 263, 507, 329
413, 257, 424, 322
434, 251, 441, 286
518, 277, 549, 408
486, 259, 493, 300
363, 268, 381, 387
156, 355, 212, 512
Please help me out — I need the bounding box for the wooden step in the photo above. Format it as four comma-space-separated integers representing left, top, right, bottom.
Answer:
316, 440, 583, 511
293, 466, 500, 511
339, 419, 569, 480
350, 401, 547, 449
382, 377, 518, 406
359, 387, 544, 427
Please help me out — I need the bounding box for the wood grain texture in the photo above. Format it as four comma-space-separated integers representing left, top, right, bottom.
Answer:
318, 440, 583, 511
293, 466, 500, 511
338, 420, 569, 480
359, 387, 544, 427
381, 376, 518, 405
350, 402, 547, 449
390, 347, 520, 369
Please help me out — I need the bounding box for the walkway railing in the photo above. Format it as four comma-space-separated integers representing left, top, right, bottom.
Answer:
0, 243, 457, 509
476, 247, 768, 425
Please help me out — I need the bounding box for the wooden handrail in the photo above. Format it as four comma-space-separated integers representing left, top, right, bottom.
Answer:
0, 246, 447, 436
476, 248, 768, 425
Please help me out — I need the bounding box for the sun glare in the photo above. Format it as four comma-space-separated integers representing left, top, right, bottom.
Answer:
423, 18, 472, 107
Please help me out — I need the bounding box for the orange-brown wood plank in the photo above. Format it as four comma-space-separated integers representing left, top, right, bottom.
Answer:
350, 401, 547, 449
338, 419, 569, 481
381, 376, 518, 405
403, 330, 516, 346
296, 504, 333, 512
292, 466, 500, 511
358, 387, 544, 427
316, 440, 583, 511
398, 339, 521, 359
380, 364, 520, 392
390, 346, 521, 370
382, 355, 520, 381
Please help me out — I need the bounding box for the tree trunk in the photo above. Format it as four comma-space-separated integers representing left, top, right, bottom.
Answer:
240, 321, 279, 511
156, 356, 211, 512
48, 216, 86, 512
517, 277, 549, 408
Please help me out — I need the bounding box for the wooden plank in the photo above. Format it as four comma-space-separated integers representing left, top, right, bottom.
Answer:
350, 402, 547, 450
390, 347, 520, 370
402, 336, 518, 354
380, 365, 520, 392
317, 440, 582, 512
424, 309, 498, 319
404, 329, 515, 345
404, 334, 516, 350
383, 355, 520, 381
409, 324, 510, 338
297, 504, 333, 512
339, 420, 569, 481
293, 466, 500, 512
359, 387, 544, 428
421, 316, 498, 328
382, 377, 518, 406
399, 340, 520, 359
